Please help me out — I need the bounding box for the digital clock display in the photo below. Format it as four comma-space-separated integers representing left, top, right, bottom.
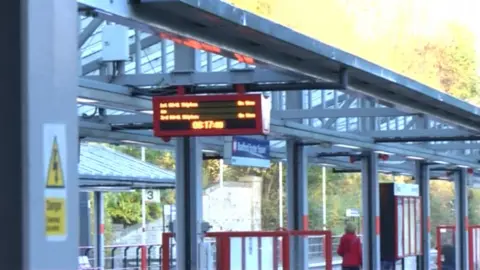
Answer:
152, 94, 265, 137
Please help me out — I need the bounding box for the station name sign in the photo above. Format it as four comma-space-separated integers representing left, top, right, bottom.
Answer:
152, 94, 271, 137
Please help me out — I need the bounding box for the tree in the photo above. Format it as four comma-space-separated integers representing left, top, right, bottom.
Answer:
227, 0, 480, 103
101, 145, 176, 227
469, 189, 480, 225
430, 180, 456, 230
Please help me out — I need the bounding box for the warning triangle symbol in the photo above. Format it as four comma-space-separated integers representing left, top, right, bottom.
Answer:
46, 137, 64, 188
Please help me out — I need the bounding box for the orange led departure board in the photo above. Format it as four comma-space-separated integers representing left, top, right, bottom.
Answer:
152, 94, 267, 137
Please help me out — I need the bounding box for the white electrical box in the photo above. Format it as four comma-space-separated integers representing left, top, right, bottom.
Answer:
101, 24, 130, 62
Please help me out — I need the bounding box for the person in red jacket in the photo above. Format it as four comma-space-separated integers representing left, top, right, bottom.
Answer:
337, 222, 362, 270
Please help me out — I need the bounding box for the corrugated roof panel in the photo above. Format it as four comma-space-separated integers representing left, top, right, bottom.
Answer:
79, 143, 175, 181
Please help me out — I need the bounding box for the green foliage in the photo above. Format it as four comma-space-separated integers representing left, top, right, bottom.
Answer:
104, 145, 174, 226
227, 0, 480, 103
105, 192, 142, 225
469, 189, 480, 225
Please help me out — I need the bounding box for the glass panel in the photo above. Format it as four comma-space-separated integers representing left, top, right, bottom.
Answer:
397, 198, 404, 258
409, 198, 416, 254
415, 198, 422, 254
403, 197, 410, 255
229, 237, 276, 270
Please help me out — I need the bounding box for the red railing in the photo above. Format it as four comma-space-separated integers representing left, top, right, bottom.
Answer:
162, 230, 333, 270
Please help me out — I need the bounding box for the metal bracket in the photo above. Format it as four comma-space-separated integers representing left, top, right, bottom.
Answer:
316, 152, 360, 158
202, 154, 222, 160
332, 168, 360, 173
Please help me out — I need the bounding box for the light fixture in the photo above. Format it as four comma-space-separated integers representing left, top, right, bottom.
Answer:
458, 165, 469, 168
406, 156, 424, 160
121, 140, 154, 146
434, 160, 449, 165
375, 150, 393, 155
319, 163, 335, 167
400, 172, 412, 176
202, 149, 218, 154
77, 97, 98, 103
379, 170, 391, 173
140, 110, 153, 115
334, 144, 360, 150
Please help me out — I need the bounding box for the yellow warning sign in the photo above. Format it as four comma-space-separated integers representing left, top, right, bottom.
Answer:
46, 137, 64, 188
45, 197, 66, 237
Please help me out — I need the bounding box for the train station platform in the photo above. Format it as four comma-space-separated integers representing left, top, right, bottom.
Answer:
78, 235, 441, 270
5, 0, 480, 269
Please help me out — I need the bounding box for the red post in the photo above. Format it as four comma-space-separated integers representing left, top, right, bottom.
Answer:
322, 236, 327, 260
281, 234, 290, 270
324, 231, 333, 270
469, 227, 474, 270
222, 236, 231, 270
214, 235, 231, 270
141, 245, 147, 270
215, 237, 223, 270
161, 233, 171, 270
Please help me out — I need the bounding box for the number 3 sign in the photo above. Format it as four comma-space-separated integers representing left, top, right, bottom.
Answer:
144, 189, 160, 203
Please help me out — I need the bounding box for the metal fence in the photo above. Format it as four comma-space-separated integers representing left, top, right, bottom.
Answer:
79, 234, 439, 269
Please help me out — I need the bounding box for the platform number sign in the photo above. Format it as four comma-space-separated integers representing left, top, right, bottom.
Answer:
145, 189, 160, 203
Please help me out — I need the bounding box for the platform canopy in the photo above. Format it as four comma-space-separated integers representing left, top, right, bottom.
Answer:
79, 143, 175, 189
77, 0, 480, 182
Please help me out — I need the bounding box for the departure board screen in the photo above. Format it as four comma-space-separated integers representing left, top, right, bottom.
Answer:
152, 94, 265, 137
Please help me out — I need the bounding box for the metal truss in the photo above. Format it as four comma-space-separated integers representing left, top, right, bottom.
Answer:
76, 0, 480, 178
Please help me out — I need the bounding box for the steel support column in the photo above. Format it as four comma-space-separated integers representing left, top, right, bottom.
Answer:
415, 161, 430, 269
455, 169, 469, 269
286, 90, 308, 269
0, 0, 78, 268
79, 192, 91, 248
94, 191, 105, 268
175, 138, 203, 270
286, 141, 309, 270
361, 151, 380, 269
174, 43, 203, 270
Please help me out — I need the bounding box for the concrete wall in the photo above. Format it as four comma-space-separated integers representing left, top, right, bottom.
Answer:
111, 219, 165, 245
203, 176, 262, 231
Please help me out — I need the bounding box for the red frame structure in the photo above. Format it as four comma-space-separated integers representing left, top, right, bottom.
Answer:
393, 196, 422, 259
161, 230, 333, 270
152, 94, 264, 137
435, 225, 480, 270
470, 225, 480, 270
